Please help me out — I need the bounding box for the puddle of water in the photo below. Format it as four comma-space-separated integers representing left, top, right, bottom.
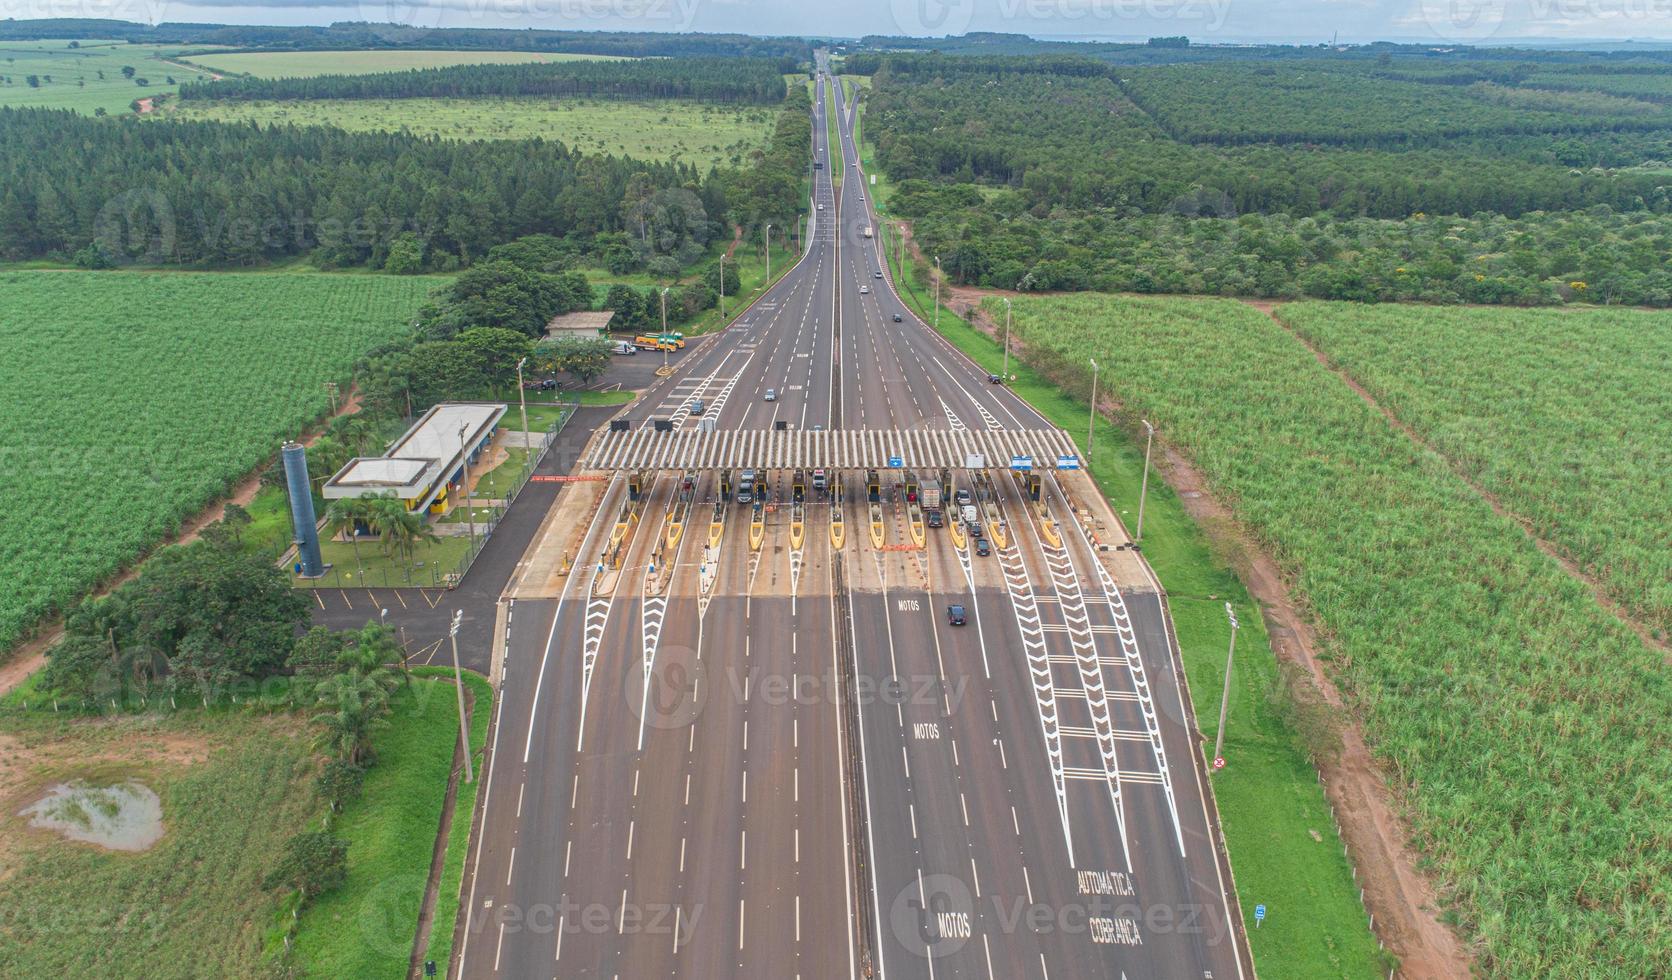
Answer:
19, 780, 164, 852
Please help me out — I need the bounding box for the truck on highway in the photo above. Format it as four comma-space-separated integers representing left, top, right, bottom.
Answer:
920, 477, 944, 527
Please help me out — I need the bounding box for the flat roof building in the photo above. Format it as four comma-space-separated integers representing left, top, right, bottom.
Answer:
323, 402, 506, 514
543, 310, 615, 340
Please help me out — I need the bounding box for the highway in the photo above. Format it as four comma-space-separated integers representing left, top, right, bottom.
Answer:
453, 55, 1247, 980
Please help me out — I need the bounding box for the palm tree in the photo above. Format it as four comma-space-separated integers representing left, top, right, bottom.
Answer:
312, 666, 398, 767
387, 508, 439, 579
363, 493, 408, 559
323, 498, 369, 580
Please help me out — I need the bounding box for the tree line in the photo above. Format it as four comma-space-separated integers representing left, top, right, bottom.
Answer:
0, 19, 813, 61
182, 56, 793, 105
0, 107, 709, 269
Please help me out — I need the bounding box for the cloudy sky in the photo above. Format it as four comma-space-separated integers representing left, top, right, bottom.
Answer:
7, 0, 1672, 43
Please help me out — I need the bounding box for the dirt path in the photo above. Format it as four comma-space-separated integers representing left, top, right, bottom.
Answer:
0, 390, 363, 696
932, 274, 1472, 977
134, 97, 154, 115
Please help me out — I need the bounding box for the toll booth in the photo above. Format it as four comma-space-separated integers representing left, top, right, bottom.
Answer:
793, 469, 806, 504
719, 469, 732, 502
628, 471, 645, 502
1026, 473, 1042, 501
866, 470, 881, 503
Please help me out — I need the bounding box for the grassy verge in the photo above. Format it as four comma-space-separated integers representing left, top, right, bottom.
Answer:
298, 535, 475, 590
473, 447, 531, 500
827, 84, 842, 197
418, 668, 494, 974
887, 263, 1388, 976
574, 389, 635, 406
290, 670, 485, 976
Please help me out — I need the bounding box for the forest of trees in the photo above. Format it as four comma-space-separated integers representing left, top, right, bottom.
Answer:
183, 56, 793, 104
857, 52, 1672, 306
0, 108, 718, 269
0, 19, 812, 60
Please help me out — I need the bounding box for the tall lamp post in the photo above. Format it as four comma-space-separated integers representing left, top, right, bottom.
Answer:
1001, 297, 1012, 382
659, 287, 671, 375
458, 423, 477, 547
1136, 419, 1155, 543
1212, 602, 1239, 767
515, 356, 531, 473
1086, 358, 1099, 462
934, 255, 942, 333
765, 223, 773, 282
449, 611, 474, 784
718, 252, 726, 321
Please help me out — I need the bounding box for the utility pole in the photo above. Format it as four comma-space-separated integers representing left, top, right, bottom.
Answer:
765, 223, 773, 282
1001, 297, 1012, 382
660, 287, 671, 374
1087, 358, 1099, 462
718, 252, 725, 321
897, 221, 904, 280
458, 423, 477, 547
324, 381, 339, 416
1213, 602, 1239, 766
1136, 419, 1155, 543
515, 357, 531, 474
449, 611, 474, 784
934, 255, 942, 333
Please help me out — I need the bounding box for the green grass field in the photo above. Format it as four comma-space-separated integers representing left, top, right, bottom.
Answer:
0, 40, 216, 114
291, 671, 488, 976
970, 290, 1669, 977
0, 270, 441, 653
1275, 301, 1672, 639
883, 263, 1388, 977
160, 96, 776, 166
0, 711, 319, 975
418, 669, 493, 973
179, 49, 622, 79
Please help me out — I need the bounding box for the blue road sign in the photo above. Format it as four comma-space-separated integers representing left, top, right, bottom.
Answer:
1254, 904, 1266, 926
887, 455, 904, 468
1010, 454, 1033, 471
1057, 454, 1081, 470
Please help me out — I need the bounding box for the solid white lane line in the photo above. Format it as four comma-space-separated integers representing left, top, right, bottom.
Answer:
506, 847, 516, 886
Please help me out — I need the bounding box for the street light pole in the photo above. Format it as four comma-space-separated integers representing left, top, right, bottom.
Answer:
449, 611, 474, 784
1086, 358, 1099, 461
1002, 297, 1012, 382
1213, 602, 1239, 766
934, 255, 942, 333
660, 287, 671, 374
765, 223, 773, 282
458, 423, 477, 547
718, 252, 725, 321
1136, 419, 1155, 543
515, 357, 530, 471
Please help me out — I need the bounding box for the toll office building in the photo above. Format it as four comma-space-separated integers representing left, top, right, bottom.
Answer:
322, 402, 506, 516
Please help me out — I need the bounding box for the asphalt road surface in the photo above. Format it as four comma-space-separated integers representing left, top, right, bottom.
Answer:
454, 55, 1247, 980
